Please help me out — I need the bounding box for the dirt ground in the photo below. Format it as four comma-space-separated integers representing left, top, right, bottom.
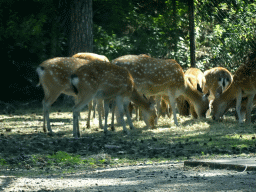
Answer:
1, 104, 256, 191
1, 161, 256, 191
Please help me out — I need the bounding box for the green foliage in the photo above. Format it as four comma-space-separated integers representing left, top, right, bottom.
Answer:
1, 0, 255, 70
47, 151, 82, 165
0, 0, 67, 64
0, 158, 7, 166
195, 0, 256, 71
93, 0, 190, 66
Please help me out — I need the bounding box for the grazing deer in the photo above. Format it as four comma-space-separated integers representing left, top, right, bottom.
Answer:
212, 58, 256, 123
185, 68, 205, 93
36, 57, 90, 134
71, 60, 157, 137
110, 54, 150, 126
203, 67, 233, 111
177, 68, 206, 118
112, 55, 209, 126
72, 52, 110, 129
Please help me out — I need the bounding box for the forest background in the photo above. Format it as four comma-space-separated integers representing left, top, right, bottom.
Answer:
0, 0, 255, 103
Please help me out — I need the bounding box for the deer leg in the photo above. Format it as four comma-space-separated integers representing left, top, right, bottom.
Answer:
128, 102, 134, 118
124, 100, 135, 130
42, 100, 50, 133
236, 91, 243, 123
116, 96, 129, 134
167, 104, 172, 118
103, 99, 110, 134
42, 92, 61, 134
73, 96, 93, 138
135, 105, 139, 121
155, 95, 161, 124
97, 99, 104, 129
167, 91, 179, 126
92, 99, 96, 119
87, 101, 93, 128
110, 100, 116, 131
245, 94, 255, 124
115, 106, 122, 125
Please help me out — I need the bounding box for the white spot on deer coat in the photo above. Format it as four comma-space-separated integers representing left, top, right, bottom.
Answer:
72, 77, 79, 86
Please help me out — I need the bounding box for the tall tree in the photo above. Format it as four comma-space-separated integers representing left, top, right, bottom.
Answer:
188, 0, 195, 67
69, 0, 93, 56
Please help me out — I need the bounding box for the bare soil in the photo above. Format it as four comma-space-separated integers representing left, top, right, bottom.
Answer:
2, 162, 256, 191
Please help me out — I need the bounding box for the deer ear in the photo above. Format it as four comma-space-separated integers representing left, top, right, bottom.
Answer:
197, 83, 203, 93
185, 77, 194, 89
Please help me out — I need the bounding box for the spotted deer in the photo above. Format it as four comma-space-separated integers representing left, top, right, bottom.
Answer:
112, 55, 209, 126
70, 60, 157, 137
203, 67, 233, 115
109, 54, 151, 126
212, 58, 256, 123
72, 52, 110, 129
185, 68, 206, 93
36, 57, 90, 134
176, 68, 206, 118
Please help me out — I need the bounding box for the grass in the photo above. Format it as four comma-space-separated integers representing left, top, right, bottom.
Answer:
0, 104, 256, 176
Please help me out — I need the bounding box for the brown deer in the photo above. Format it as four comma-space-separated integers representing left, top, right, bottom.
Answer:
72, 53, 110, 129
36, 57, 90, 134
212, 58, 256, 123
112, 55, 209, 126
185, 68, 206, 93
203, 67, 233, 115
71, 60, 157, 137
177, 68, 206, 118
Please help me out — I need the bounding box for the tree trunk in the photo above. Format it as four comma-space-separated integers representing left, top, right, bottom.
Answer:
188, 0, 195, 68
69, 0, 93, 56
172, 0, 177, 58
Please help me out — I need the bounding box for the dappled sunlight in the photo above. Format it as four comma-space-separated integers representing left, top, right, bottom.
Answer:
1, 106, 256, 169
1, 162, 255, 191
1, 106, 256, 191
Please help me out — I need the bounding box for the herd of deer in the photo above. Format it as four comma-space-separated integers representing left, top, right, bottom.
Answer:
36, 53, 256, 138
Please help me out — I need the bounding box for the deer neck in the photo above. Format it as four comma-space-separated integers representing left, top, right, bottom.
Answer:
183, 83, 204, 104
131, 88, 151, 111
220, 83, 238, 102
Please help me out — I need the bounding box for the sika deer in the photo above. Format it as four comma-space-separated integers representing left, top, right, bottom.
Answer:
203, 67, 233, 115
185, 68, 205, 93
112, 55, 209, 126
71, 60, 157, 137
36, 57, 90, 134
177, 68, 206, 118
72, 52, 110, 129
212, 58, 256, 123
